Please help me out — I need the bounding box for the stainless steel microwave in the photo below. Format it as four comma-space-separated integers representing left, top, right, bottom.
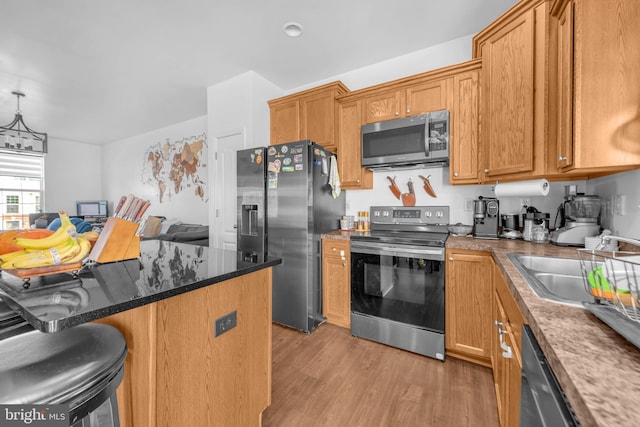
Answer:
361, 110, 449, 170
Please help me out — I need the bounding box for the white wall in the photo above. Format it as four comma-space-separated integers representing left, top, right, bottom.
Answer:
287, 34, 474, 94
587, 169, 640, 238
206, 71, 281, 151
44, 137, 102, 214
206, 71, 282, 247
101, 115, 208, 225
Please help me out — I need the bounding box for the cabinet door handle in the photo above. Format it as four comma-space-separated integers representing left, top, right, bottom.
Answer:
342, 263, 346, 267
559, 156, 567, 161
496, 324, 512, 358
483, 169, 489, 173
406, 109, 411, 114
453, 172, 459, 177
448, 257, 454, 261
501, 342, 513, 359
356, 179, 361, 183
332, 247, 336, 252
394, 112, 399, 116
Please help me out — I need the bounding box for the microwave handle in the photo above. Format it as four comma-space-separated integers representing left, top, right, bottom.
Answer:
423, 115, 430, 157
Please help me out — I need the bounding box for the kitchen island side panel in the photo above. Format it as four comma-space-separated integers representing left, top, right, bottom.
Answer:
97, 268, 272, 427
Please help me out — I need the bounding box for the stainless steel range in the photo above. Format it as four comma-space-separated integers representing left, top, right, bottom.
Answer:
350, 205, 449, 361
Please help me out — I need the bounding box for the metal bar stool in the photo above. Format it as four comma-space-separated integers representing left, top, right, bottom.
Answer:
0, 322, 128, 426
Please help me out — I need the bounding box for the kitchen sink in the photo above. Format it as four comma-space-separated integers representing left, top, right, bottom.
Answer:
507, 254, 596, 307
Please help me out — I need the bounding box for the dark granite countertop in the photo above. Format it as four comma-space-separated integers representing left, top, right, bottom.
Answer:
323, 230, 640, 427
0, 240, 280, 333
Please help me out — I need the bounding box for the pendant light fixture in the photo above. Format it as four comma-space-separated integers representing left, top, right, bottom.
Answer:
0, 91, 47, 155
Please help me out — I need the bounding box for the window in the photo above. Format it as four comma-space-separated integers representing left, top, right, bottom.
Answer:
6, 195, 19, 213
0, 152, 44, 230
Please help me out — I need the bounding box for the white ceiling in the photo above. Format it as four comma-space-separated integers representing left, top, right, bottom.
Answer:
0, 0, 517, 145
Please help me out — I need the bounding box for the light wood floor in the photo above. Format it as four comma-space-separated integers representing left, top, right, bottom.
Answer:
262, 323, 499, 427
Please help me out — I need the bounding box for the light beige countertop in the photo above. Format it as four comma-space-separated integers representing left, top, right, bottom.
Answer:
322, 231, 640, 427
321, 230, 356, 240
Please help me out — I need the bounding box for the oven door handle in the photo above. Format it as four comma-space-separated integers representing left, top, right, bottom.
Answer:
351, 245, 444, 260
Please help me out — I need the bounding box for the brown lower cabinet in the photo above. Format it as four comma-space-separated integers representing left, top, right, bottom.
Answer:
445, 249, 525, 426
95, 268, 273, 427
445, 249, 493, 366
321, 239, 351, 328
492, 263, 525, 427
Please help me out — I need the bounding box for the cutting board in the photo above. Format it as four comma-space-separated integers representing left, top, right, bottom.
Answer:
2, 262, 83, 279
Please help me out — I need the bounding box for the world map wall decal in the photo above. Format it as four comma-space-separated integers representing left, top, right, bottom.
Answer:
141, 133, 208, 203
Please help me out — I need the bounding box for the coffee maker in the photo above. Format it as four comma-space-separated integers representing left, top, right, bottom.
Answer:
550, 185, 602, 246
473, 196, 500, 239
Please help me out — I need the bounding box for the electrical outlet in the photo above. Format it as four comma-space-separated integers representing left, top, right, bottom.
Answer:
464, 198, 474, 212
520, 198, 530, 209
214, 311, 237, 337
614, 194, 626, 216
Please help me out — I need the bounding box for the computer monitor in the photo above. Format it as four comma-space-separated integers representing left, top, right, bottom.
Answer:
76, 200, 108, 219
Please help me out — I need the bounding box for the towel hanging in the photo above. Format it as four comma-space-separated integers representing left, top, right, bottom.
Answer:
328, 155, 341, 199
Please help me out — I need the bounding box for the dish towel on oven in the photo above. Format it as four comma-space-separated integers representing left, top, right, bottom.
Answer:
328, 155, 341, 199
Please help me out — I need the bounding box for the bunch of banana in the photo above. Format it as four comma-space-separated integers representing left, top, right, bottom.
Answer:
0, 212, 93, 270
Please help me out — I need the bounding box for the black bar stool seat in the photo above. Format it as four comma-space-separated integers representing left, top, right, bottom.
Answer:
0, 323, 127, 426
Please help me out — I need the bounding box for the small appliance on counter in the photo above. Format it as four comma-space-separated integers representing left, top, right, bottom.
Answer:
500, 213, 522, 239
550, 185, 602, 246
522, 207, 550, 242
473, 196, 499, 239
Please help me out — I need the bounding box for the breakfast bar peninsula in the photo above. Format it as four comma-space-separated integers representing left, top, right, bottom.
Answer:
0, 239, 281, 427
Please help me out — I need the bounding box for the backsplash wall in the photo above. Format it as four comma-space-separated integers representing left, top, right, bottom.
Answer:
345, 167, 586, 228
587, 168, 640, 238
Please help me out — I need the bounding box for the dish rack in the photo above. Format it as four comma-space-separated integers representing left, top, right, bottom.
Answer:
578, 236, 640, 349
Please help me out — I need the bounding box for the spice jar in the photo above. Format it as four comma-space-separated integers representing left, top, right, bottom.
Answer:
362, 212, 369, 231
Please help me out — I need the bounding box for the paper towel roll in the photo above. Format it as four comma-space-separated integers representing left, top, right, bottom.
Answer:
494, 179, 550, 197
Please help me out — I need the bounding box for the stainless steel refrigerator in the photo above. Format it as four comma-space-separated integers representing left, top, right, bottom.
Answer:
237, 140, 345, 333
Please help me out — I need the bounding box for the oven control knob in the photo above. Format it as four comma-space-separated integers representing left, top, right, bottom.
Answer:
436, 211, 443, 218
374, 211, 380, 217
383, 211, 389, 217
425, 211, 432, 217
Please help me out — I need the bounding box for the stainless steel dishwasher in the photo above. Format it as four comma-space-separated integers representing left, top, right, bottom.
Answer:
520, 325, 580, 426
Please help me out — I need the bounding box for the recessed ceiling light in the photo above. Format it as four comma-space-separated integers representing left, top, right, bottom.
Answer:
283, 22, 303, 38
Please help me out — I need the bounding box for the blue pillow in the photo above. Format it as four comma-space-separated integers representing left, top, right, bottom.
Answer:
47, 217, 93, 234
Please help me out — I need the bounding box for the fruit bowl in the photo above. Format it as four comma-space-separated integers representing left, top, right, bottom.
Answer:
448, 223, 473, 236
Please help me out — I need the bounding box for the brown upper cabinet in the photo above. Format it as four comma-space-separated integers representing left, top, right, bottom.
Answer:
551, 0, 640, 174
362, 79, 451, 125
268, 81, 349, 153
473, 0, 552, 182
337, 99, 374, 189
450, 61, 481, 184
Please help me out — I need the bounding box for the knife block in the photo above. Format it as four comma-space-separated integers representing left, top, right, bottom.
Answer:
88, 217, 140, 263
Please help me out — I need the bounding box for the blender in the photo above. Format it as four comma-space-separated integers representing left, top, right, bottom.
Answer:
550, 186, 602, 246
